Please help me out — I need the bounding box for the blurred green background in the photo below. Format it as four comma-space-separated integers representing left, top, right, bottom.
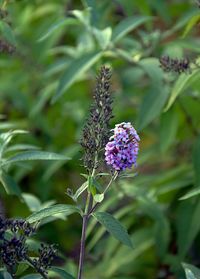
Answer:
0, 0, 200, 278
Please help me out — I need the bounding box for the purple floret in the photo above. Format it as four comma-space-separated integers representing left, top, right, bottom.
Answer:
105, 122, 140, 171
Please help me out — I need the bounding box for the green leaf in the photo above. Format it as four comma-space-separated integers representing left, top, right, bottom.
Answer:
193, 136, 200, 187
0, 170, 21, 197
183, 263, 200, 279
93, 211, 133, 248
162, 9, 200, 38
93, 27, 112, 49
0, 21, 16, 45
88, 176, 97, 196
27, 204, 80, 223
182, 14, 200, 38
179, 187, 200, 200
0, 271, 13, 279
138, 197, 170, 257
16, 262, 29, 276
73, 181, 88, 201
159, 108, 178, 153
165, 69, 200, 111
22, 193, 41, 212
6, 144, 40, 153
137, 86, 169, 130
137, 58, 169, 129
50, 267, 75, 279
20, 274, 42, 279
176, 199, 200, 257
112, 16, 151, 43
38, 18, 78, 42
94, 193, 104, 203
52, 51, 102, 103
0, 130, 28, 156
71, 8, 91, 26
2, 151, 70, 166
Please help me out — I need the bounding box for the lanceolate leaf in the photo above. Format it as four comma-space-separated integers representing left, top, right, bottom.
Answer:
182, 14, 200, 38
0, 170, 21, 197
177, 199, 200, 257
52, 51, 102, 103
193, 136, 200, 187
183, 263, 200, 279
0, 21, 16, 45
179, 187, 200, 200
93, 211, 132, 248
137, 58, 169, 129
50, 267, 75, 279
2, 151, 70, 166
73, 181, 88, 201
165, 69, 200, 111
38, 18, 78, 42
112, 16, 152, 43
27, 204, 80, 223
0, 271, 13, 279
137, 86, 169, 130
21, 274, 42, 279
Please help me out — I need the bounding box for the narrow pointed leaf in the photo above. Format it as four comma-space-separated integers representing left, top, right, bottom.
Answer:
50, 267, 75, 279
112, 16, 152, 43
93, 211, 132, 248
179, 187, 200, 200
193, 136, 200, 187
0, 171, 21, 197
21, 274, 42, 279
183, 263, 200, 279
73, 181, 88, 200
165, 69, 200, 111
52, 51, 102, 103
38, 18, 78, 42
27, 204, 80, 223
2, 151, 70, 166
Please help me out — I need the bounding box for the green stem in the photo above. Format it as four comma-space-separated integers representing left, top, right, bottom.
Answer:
77, 153, 98, 279
88, 171, 118, 216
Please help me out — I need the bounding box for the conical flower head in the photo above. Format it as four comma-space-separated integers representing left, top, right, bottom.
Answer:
105, 122, 140, 171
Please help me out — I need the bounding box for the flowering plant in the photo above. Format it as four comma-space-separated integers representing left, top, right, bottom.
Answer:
76, 66, 139, 278
0, 67, 139, 279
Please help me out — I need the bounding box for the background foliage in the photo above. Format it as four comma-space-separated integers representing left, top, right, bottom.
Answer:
0, 0, 200, 278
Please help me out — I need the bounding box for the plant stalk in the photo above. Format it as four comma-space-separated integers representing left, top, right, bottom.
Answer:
77, 193, 93, 279
77, 214, 88, 279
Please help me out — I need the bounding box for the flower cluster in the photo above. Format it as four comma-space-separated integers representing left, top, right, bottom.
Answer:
33, 244, 57, 275
105, 122, 140, 171
0, 217, 56, 278
80, 66, 113, 172
159, 55, 191, 74
0, 217, 35, 274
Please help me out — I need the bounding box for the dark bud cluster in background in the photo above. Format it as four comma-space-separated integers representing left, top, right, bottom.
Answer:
0, 217, 57, 278
159, 55, 191, 74
0, 8, 8, 20
0, 39, 16, 55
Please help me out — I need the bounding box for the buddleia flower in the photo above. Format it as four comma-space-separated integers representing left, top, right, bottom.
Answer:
105, 122, 140, 171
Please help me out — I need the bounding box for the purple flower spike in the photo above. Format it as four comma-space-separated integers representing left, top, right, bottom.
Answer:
105, 122, 140, 171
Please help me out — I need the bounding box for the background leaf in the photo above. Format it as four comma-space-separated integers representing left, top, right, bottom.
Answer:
112, 16, 151, 43
53, 51, 102, 103
2, 151, 70, 166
